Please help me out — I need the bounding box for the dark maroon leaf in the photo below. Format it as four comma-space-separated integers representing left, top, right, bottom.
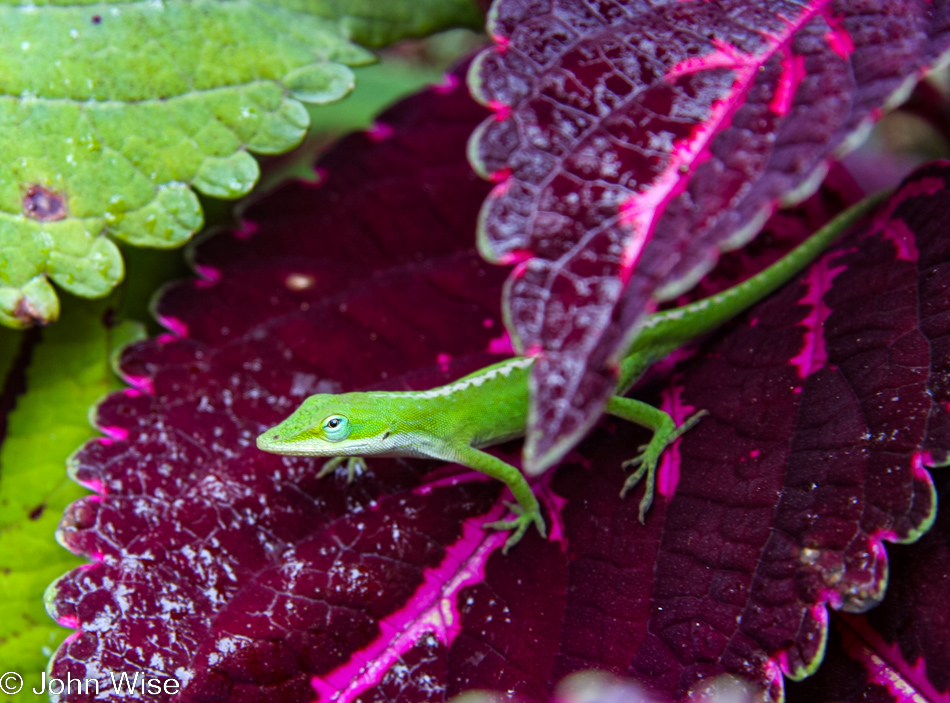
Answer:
47, 68, 512, 702
669, 163, 867, 306
468, 0, 950, 472
785, 619, 899, 703
864, 474, 950, 698
787, 460, 950, 703
618, 160, 950, 701
46, 69, 950, 703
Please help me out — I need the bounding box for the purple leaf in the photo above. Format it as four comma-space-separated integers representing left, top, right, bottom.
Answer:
620, 161, 950, 700
467, 0, 950, 471
48, 68, 513, 702
46, 68, 950, 703
787, 458, 950, 703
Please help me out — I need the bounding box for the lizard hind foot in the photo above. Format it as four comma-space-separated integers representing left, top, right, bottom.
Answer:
484, 501, 547, 555
620, 409, 708, 522
318, 456, 368, 483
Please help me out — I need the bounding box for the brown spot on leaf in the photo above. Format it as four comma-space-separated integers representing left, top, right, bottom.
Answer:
57, 499, 97, 532
15, 296, 50, 326
28, 504, 46, 520
23, 185, 67, 222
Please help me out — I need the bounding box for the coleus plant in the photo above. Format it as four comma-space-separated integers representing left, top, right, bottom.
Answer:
467, 0, 950, 473
43, 52, 950, 703
0, 296, 144, 696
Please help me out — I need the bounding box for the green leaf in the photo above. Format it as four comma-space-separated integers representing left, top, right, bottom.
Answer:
0, 294, 143, 697
309, 0, 484, 47
257, 59, 446, 191
0, 0, 484, 329
256, 26, 489, 193
0, 0, 485, 330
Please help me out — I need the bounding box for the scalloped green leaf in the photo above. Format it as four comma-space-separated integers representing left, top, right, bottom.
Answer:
0, 0, 484, 329
0, 294, 143, 697
310, 0, 484, 47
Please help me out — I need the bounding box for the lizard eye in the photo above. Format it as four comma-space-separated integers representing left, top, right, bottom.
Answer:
321, 415, 350, 442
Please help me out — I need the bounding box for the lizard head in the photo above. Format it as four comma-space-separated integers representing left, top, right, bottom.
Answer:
256, 393, 390, 457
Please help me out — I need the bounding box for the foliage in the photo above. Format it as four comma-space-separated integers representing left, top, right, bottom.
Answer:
1, 3, 949, 702
0, 296, 142, 699
468, 0, 950, 472
0, 0, 481, 329
43, 70, 950, 701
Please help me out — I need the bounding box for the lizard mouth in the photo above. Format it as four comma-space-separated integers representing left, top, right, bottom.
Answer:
255, 435, 281, 452
255, 434, 374, 457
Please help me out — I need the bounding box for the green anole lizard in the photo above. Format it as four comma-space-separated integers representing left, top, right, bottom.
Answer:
257, 193, 884, 552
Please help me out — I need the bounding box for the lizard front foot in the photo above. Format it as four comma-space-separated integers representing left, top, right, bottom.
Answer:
621, 410, 708, 521
318, 456, 367, 482
484, 502, 547, 554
